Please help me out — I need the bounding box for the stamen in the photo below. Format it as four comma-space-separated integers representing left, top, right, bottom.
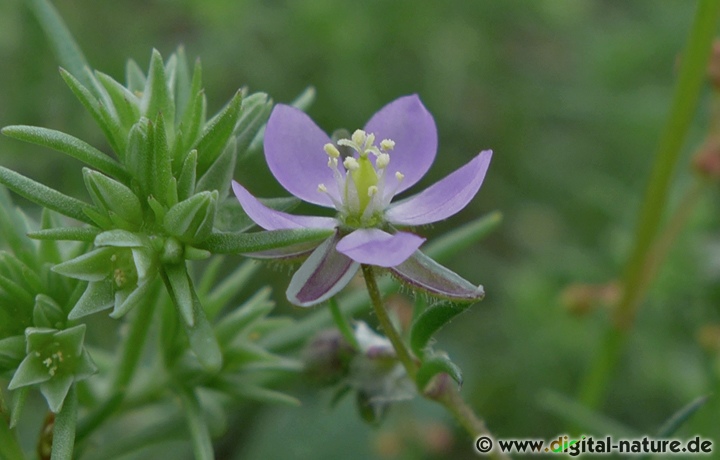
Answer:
376, 153, 390, 169
317, 184, 328, 193
351, 129, 367, 146
324, 143, 340, 158
343, 157, 360, 171
395, 172, 404, 181
368, 185, 378, 197
381, 139, 395, 151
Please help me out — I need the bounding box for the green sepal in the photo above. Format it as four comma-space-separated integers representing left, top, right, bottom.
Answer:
196, 137, 236, 200
8, 351, 55, 389
83, 168, 143, 229
0, 335, 25, 371
199, 228, 332, 254
0, 166, 94, 225
33, 294, 66, 329
1, 125, 130, 183
163, 263, 194, 326
415, 354, 463, 393
235, 92, 272, 156
59, 68, 125, 155
409, 301, 469, 358
53, 247, 115, 281
95, 70, 141, 133
163, 191, 217, 243
110, 278, 155, 319
195, 90, 242, 176
68, 280, 113, 319
141, 49, 175, 140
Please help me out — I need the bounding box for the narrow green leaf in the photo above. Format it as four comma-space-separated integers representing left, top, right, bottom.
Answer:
95, 71, 142, 131
59, 68, 125, 155
657, 395, 709, 437
205, 260, 262, 319
125, 59, 146, 93
214, 288, 274, 344
164, 191, 217, 243
82, 206, 113, 229
196, 137, 236, 199
410, 302, 469, 358
94, 230, 146, 248
0, 166, 94, 224
0, 186, 38, 269
178, 387, 215, 460
27, 0, 92, 89
416, 354, 463, 392
199, 228, 332, 254
163, 263, 194, 326
214, 378, 300, 407
177, 149, 198, 201
141, 50, 175, 137
195, 91, 242, 175
83, 168, 143, 228
50, 385, 77, 460
38, 209, 62, 264
2, 126, 129, 183
53, 248, 114, 282
537, 390, 637, 437
235, 93, 272, 156
151, 113, 175, 205
126, 118, 153, 198
161, 270, 222, 371
174, 47, 192, 122
179, 60, 206, 157
0, 274, 33, 306
291, 86, 316, 111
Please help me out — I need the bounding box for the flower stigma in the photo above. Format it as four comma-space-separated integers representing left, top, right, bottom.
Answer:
320, 130, 403, 228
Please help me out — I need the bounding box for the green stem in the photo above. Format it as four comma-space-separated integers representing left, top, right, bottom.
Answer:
51, 385, 78, 460
0, 411, 25, 460
76, 285, 158, 443
361, 264, 505, 455
578, 0, 720, 410
179, 387, 215, 460
361, 264, 417, 379
328, 297, 360, 350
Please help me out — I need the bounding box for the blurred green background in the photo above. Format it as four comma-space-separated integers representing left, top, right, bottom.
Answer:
2, 0, 719, 458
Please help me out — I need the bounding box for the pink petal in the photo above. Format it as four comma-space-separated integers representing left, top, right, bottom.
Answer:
364, 95, 437, 195
335, 229, 425, 267
385, 150, 492, 226
264, 104, 339, 207
232, 181, 336, 231
287, 234, 360, 307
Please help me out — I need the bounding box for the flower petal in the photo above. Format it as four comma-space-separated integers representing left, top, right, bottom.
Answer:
336, 229, 425, 267
364, 95, 437, 194
385, 150, 492, 226
232, 181, 336, 231
264, 104, 338, 207
287, 233, 360, 307
388, 250, 484, 302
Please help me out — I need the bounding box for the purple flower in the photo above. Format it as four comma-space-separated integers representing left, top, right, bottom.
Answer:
233, 95, 492, 307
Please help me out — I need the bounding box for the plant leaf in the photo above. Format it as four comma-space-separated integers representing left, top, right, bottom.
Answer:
2, 125, 130, 183
410, 301, 469, 358
27, 227, 100, 242
0, 166, 94, 224
416, 354, 463, 392
163, 263, 194, 326
195, 90, 242, 176
199, 228, 333, 254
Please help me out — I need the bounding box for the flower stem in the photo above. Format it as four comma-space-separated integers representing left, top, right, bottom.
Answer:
328, 297, 360, 350
361, 264, 505, 457
361, 264, 417, 379
578, 0, 720, 410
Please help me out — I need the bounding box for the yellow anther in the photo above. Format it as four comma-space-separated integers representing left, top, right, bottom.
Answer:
344, 157, 360, 171
395, 172, 405, 181
323, 143, 340, 158
318, 184, 328, 193
381, 139, 395, 151
368, 185, 379, 197
376, 153, 390, 169
351, 129, 367, 146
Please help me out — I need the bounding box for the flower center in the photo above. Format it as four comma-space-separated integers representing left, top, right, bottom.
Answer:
318, 130, 404, 228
